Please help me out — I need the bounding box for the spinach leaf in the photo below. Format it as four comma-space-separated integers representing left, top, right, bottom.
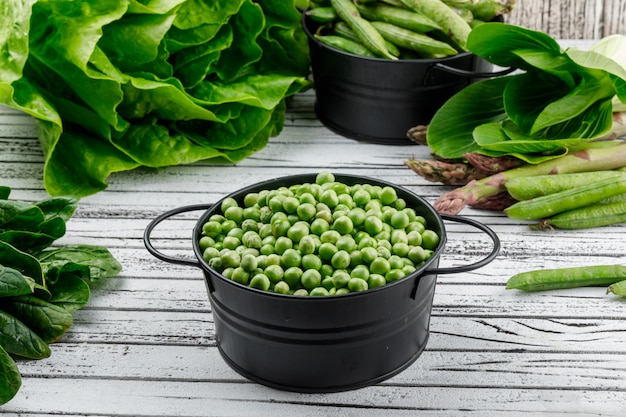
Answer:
0, 310, 50, 359
0, 266, 35, 298
1, 295, 74, 344
38, 244, 123, 283
0, 346, 21, 405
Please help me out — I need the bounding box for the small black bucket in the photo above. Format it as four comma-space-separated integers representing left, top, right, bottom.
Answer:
303, 14, 511, 144
144, 173, 500, 393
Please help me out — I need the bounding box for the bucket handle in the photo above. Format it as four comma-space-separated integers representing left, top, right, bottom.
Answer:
143, 203, 214, 269
430, 63, 516, 80
425, 214, 500, 276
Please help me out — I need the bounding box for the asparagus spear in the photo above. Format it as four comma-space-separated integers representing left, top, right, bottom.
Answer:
432, 142, 626, 215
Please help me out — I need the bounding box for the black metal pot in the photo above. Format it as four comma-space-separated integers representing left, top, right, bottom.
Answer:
144, 173, 500, 393
303, 14, 512, 144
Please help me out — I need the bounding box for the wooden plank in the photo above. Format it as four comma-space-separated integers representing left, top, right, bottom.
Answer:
3, 378, 624, 416
14, 343, 626, 390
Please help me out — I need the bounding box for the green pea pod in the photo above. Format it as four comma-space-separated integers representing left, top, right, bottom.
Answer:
370, 21, 458, 57
330, 0, 397, 60
356, 2, 441, 33
533, 201, 626, 230
333, 22, 400, 57
397, 0, 472, 51
505, 176, 626, 220
305, 6, 338, 23
607, 279, 626, 296
314, 34, 377, 57
506, 264, 626, 292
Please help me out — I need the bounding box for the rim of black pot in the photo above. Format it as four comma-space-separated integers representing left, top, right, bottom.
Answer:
301, 12, 479, 65
191, 173, 448, 300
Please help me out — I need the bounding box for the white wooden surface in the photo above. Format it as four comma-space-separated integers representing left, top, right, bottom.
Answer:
506, 0, 626, 39
1, 41, 626, 416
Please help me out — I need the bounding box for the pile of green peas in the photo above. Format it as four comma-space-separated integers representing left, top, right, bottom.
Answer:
198, 172, 440, 296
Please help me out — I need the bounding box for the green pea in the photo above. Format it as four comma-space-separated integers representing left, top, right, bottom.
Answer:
388, 255, 404, 270
266, 253, 281, 266
379, 186, 397, 205
315, 171, 335, 185
302, 253, 322, 270
298, 235, 317, 255
332, 270, 351, 288
301, 269, 322, 290
242, 206, 261, 221
293, 289, 309, 296
385, 269, 405, 283
218, 249, 241, 268
220, 219, 238, 234
331, 250, 351, 269
319, 189, 339, 208
221, 197, 239, 212
297, 202, 317, 221
351, 265, 370, 280
407, 230, 423, 246
283, 266, 303, 287
320, 230, 341, 244
224, 206, 244, 224
349, 250, 363, 267
259, 206, 273, 224
268, 195, 285, 213
377, 246, 391, 259
310, 286, 330, 296
227, 227, 244, 239
320, 264, 334, 280
281, 248, 302, 268
274, 280, 290, 294
260, 243, 275, 255
402, 264, 416, 275
243, 192, 259, 208
394, 198, 406, 210
335, 287, 351, 296
287, 222, 309, 242
314, 209, 333, 224
202, 221, 222, 238
408, 246, 426, 264
281, 196, 300, 214
321, 276, 335, 291
390, 229, 408, 245
318, 242, 338, 261
337, 193, 354, 209
392, 242, 410, 257
368, 274, 386, 289
370, 257, 391, 275
332, 215, 354, 235
298, 192, 317, 204
390, 210, 410, 229
240, 253, 258, 272
231, 267, 250, 285
264, 264, 284, 283
364, 215, 384, 235
336, 235, 356, 252
274, 236, 293, 254
222, 236, 240, 250
249, 274, 271, 291
271, 218, 291, 237
421, 229, 440, 250
353, 189, 371, 207
242, 231, 262, 249
209, 214, 226, 223
222, 267, 234, 279
202, 246, 220, 262
348, 277, 368, 292
360, 246, 378, 263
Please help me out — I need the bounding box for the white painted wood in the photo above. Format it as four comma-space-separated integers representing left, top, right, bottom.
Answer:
0, 38, 624, 415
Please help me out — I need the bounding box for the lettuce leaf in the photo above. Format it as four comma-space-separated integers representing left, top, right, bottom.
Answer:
0, 0, 310, 196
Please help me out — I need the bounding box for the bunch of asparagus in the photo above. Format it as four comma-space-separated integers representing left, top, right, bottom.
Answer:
405, 112, 626, 221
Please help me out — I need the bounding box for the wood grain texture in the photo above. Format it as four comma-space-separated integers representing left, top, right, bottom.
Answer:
506, 0, 626, 39
1, 41, 624, 415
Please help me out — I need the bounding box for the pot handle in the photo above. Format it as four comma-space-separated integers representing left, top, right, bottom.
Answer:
425, 214, 500, 275
143, 203, 214, 269
431, 63, 516, 79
